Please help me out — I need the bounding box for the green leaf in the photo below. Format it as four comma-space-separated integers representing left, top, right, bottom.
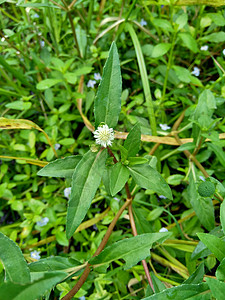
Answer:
178, 33, 199, 53
200, 32, 225, 43
184, 262, 204, 284
110, 163, 129, 196
36, 79, 63, 90
89, 232, 171, 270
28, 256, 82, 281
188, 172, 215, 231
216, 258, 225, 281
128, 157, 149, 166
128, 164, 173, 200
197, 233, 225, 261
206, 277, 225, 300
66, 150, 108, 239
208, 143, 225, 168
37, 156, 82, 178
0, 232, 30, 284
151, 43, 171, 58
124, 122, 141, 158
0, 272, 66, 300
94, 42, 122, 128
220, 200, 225, 235
142, 283, 209, 300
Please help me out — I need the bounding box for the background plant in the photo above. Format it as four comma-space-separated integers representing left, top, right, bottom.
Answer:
1, 0, 225, 299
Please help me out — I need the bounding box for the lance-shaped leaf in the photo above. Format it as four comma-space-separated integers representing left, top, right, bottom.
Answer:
197, 233, 225, 262
128, 164, 173, 200
124, 122, 141, 158
110, 162, 130, 196
0, 232, 30, 284
94, 42, 122, 128
66, 150, 107, 239
89, 232, 171, 270
0, 272, 67, 300
142, 283, 209, 300
37, 155, 82, 178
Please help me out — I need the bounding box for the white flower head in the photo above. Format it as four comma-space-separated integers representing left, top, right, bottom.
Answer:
223, 49, 225, 56
54, 143, 61, 150
1, 37, 5, 42
40, 41, 45, 47
87, 80, 96, 88
94, 73, 102, 80
140, 19, 147, 26
159, 227, 168, 233
93, 124, 114, 148
30, 250, 41, 260
159, 124, 171, 131
200, 45, 208, 51
64, 187, 71, 199
36, 217, 49, 227
191, 66, 200, 77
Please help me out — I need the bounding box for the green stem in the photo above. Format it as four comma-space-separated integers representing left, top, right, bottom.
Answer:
126, 23, 157, 136
161, 31, 177, 103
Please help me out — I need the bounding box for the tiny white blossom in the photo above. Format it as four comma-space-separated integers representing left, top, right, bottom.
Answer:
200, 45, 208, 51
159, 124, 171, 131
40, 41, 45, 47
16, 51, 20, 55
36, 217, 49, 227
30, 250, 41, 260
191, 66, 200, 77
64, 187, 71, 199
199, 176, 205, 181
159, 227, 168, 233
93, 124, 114, 148
25, 7, 31, 13
87, 80, 96, 88
223, 49, 225, 56
1, 37, 5, 42
54, 143, 61, 150
159, 195, 167, 199
140, 19, 147, 26
94, 73, 102, 80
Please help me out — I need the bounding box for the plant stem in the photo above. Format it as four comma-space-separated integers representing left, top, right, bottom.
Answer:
161, 31, 177, 103
128, 203, 155, 292
62, 198, 132, 300
67, 11, 81, 57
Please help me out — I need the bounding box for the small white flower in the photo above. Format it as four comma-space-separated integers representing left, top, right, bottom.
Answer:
159, 124, 171, 131
54, 143, 61, 150
159, 195, 167, 199
34, 13, 39, 18
94, 73, 102, 80
1, 37, 5, 42
25, 7, 31, 13
199, 176, 205, 181
87, 80, 96, 88
30, 250, 41, 260
16, 51, 20, 55
140, 19, 147, 26
64, 187, 71, 199
36, 217, 49, 227
223, 49, 225, 56
93, 124, 114, 148
40, 41, 45, 47
200, 45, 208, 51
191, 66, 200, 77
159, 227, 168, 233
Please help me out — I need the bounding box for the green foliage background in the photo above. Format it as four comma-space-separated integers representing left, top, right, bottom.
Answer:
1, 0, 225, 299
